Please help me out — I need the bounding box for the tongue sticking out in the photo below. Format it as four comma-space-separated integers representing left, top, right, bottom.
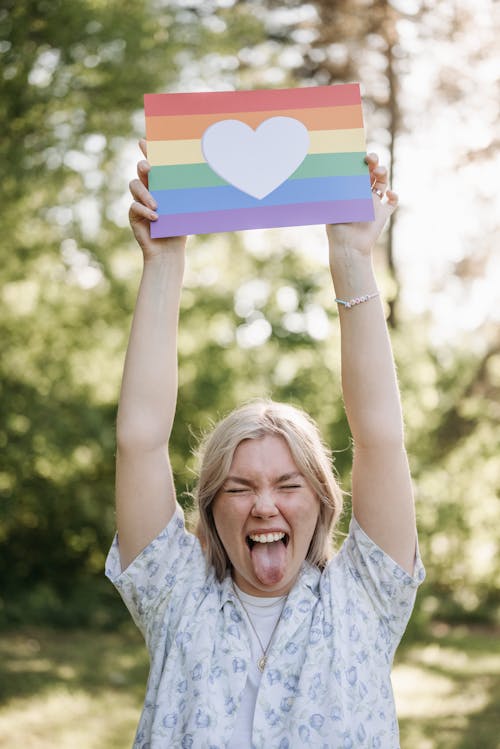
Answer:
250, 540, 287, 585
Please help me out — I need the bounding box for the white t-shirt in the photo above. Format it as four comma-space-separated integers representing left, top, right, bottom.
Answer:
228, 585, 286, 748
106, 505, 425, 748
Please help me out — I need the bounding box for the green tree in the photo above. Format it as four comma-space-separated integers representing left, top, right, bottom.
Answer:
0, 0, 265, 625
1, 0, 498, 630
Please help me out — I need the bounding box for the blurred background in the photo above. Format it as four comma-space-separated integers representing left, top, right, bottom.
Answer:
0, 0, 499, 746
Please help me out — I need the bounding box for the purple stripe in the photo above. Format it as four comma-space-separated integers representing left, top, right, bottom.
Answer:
150, 199, 374, 238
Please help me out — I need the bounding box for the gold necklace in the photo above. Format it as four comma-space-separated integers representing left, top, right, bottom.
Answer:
232, 585, 287, 672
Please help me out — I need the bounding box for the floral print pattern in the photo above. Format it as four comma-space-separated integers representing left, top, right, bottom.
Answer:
106, 506, 424, 748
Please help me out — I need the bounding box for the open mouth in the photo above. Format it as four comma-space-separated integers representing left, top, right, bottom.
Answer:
246, 532, 289, 550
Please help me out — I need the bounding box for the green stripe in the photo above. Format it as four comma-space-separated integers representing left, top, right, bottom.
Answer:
149, 152, 368, 190
293, 153, 367, 179
149, 163, 227, 190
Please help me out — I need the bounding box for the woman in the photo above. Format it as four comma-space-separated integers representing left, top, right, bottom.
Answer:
106, 141, 425, 748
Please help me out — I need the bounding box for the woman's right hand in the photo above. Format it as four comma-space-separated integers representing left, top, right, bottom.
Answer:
128, 139, 187, 260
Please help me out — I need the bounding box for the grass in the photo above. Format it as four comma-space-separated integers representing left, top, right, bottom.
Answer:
394, 623, 500, 749
0, 623, 498, 748
0, 626, 146, 749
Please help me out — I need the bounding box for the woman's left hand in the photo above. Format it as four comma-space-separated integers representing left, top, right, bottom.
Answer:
326, 153, 398, 256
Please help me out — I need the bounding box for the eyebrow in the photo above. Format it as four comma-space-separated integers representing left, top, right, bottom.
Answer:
225, 471, 303, 485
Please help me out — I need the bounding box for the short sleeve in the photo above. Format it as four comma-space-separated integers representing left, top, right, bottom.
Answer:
332, 515, 425, 658
105, 504, 209, 644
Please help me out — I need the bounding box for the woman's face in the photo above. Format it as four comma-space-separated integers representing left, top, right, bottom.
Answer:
212, 434, 320, 596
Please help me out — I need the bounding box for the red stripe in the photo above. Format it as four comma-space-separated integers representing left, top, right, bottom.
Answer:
144, 84, 361, 117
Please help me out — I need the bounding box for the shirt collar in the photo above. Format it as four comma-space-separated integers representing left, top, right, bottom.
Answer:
218, 561, 321, 611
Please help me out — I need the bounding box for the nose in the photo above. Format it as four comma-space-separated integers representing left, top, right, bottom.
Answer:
251, 489, 279, 518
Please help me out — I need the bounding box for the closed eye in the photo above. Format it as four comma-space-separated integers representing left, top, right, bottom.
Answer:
280, 484, 301, 490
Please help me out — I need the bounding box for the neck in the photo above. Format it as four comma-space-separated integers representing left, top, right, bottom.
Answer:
233, 582, 286, 605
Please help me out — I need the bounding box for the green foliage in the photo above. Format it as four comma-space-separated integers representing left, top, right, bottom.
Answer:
396, 323, 500, 625
0, 0, 268, 624
0, 0, 499, 631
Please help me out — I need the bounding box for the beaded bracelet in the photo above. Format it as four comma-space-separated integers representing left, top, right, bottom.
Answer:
335, 291, 379, 309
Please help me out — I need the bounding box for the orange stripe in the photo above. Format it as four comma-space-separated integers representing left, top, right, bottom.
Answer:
145, 105, 363, 141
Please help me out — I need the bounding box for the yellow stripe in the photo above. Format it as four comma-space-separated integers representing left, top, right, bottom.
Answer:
149, 140, 203, 166
148, 129, 367, 167
309, 129, 366, 154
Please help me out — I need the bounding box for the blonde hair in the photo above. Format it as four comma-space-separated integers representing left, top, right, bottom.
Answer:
192, 399, 343, 581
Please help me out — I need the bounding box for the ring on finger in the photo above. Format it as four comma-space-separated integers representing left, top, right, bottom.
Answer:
371, 186, 384, 199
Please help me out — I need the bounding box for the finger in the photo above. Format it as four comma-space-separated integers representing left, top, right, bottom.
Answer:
365, 152, 379, 167
129, 177, 157, 210
385, 189, 399, 211
365, 154, 386, 191
139, 139, 147, 158
370, 165, 388, 188
370, 167, 389, 202
129, 200, 158, 223
137, 159, 151, 189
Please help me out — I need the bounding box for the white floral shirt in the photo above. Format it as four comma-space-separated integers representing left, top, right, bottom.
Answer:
106, 505, 425, 748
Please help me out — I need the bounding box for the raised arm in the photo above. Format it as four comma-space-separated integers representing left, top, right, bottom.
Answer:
327, 154, 417, 573
115, 141, 187, 570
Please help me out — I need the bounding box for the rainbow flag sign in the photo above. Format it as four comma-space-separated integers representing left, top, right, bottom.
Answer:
145, 84, 374, 238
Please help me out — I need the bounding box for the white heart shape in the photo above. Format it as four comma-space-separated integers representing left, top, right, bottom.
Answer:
201, 116, 310, 200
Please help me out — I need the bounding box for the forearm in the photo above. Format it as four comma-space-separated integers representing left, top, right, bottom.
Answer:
330, 245, 404, 448
325, 158, 416, 571
117, 246, 185, 451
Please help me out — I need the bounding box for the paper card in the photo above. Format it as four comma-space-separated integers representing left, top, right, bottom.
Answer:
144, 84, 374, 238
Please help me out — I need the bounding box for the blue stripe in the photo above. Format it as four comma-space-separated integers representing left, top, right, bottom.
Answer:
151, 175, 371, 215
